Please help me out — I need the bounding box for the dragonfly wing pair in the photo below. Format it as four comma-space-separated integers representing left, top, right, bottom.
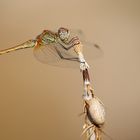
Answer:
33, 42, 80, 68
34, 42, 103, 68
34, 29, 103, 68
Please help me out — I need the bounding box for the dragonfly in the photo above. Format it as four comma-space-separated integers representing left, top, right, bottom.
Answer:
0, 27, 102, 68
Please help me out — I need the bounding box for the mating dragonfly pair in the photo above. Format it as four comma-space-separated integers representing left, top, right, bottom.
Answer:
0, 27, 102, 68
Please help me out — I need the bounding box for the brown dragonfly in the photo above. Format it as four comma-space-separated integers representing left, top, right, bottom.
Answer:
0, 27, 102, 68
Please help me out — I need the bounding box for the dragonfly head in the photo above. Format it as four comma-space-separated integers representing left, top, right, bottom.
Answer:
58, 27, 70, 41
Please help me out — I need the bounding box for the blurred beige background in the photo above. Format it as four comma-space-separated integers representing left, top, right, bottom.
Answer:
0, 0, 140, 140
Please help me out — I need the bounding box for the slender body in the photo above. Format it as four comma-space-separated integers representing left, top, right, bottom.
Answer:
0, 40, 35, 55
0, 27, 101, 68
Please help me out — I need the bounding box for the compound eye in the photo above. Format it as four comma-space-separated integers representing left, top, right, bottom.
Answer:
58, 27, 70, 40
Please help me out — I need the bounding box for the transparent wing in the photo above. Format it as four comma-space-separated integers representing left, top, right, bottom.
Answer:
70, 29, 103, 60
33, 43, 80, 68
69, 28, 86, 41
82, 41, 103, 61
51, 28, 103, 60
33, 42, 102, 68
34, 29, 103, 68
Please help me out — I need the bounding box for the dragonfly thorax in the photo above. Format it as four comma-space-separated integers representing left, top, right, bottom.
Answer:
38, 30, 57, 45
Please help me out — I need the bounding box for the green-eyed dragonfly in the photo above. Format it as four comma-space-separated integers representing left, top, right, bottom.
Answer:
0, 27, 102, 68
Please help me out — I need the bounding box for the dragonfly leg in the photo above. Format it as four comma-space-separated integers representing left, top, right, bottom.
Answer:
58, 37, 80, 51
54, 46, 79, 62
